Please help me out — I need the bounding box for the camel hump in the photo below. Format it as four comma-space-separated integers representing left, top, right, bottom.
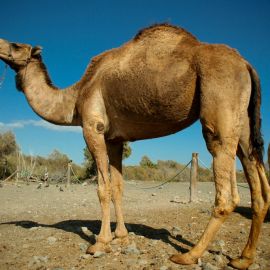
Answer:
134, 23, 198, 42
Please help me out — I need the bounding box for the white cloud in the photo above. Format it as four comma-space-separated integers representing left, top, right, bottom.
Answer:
0, 119, 82, 133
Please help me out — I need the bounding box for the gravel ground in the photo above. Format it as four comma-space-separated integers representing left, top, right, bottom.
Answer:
0, 181, 269, 270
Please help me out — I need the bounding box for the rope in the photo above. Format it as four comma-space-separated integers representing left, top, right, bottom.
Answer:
126, 160, 191, 190
236, 184, 249, 189
70, 165, 83, 183
198, 157, 211, 171
198, 157, 249, 189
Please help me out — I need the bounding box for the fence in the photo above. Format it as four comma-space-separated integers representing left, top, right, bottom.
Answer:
1, 152, 253, 203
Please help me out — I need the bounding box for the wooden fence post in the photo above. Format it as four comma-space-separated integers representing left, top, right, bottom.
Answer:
190, 153, 198, 202
67, 160, 72, 188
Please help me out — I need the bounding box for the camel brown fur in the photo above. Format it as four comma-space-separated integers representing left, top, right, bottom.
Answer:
0, 24, 269, 269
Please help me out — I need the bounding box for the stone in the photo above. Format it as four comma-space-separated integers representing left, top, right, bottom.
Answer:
149, 239, 159, 246
37, 183, 42, 189
122, 241, 140, 255
29, 256, 49, 267
47, 236, 57, 244
151, 193, 157, 196
93, 251, 106, 258
160, 266, 169, 270
223, 266, 235, 270
214, 254, 223, 264
248, 263, 260, 270
81, 254, 91, 259
200, 209, 211, 214
59, 187, 64, 192
240, 228, 246, 234
81, 227, 91, 235
129, 232, 135, 236
79, 243, 88, 252
202, 262, 219, 270
216, 240, 225, 247
202, 251, 210, 257
29, 227, 39, 231
138, 259, 148, 265
171, 226, 181, 237
170, 196, 181, 203
126, 258, 138, 266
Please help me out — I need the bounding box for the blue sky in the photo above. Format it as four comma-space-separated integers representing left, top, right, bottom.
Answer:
0, 0, 269, 167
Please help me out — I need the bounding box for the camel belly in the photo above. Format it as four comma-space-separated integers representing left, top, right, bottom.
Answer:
105, 115, 198, 142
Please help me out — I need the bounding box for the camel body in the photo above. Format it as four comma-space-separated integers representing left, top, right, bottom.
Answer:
0, 24, 269, 270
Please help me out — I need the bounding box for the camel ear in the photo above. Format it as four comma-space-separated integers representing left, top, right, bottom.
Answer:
32, 46, 42, 56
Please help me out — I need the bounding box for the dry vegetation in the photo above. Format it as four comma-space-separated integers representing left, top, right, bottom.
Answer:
1, 131, 265, 185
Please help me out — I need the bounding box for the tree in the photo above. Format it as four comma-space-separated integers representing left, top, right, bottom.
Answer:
140, 155, 156, 168
83, 147, 97, 177
47, 149, 70, 178
83, 142, 132, 178
0, 131, 18, 158
0, 131, 19, 178
123, 142, 132, 160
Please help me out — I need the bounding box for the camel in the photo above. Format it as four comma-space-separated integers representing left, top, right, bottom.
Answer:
0, 24, 269, 269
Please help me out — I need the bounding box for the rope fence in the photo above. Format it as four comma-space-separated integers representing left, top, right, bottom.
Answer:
126, 160, 192, 190
1, 152, 251, 198
125, 153, 250, 202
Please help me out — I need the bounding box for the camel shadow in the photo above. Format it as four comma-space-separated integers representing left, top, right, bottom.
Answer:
234, 206, 270, 222
0, 219, 193, 253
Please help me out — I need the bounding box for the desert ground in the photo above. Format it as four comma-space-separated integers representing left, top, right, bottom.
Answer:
0, 180, 269, 270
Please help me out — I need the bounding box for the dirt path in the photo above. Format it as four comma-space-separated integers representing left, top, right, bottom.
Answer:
0, 181, 269, 270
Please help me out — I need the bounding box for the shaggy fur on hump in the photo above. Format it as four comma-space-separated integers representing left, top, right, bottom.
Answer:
134, 23, 198, 41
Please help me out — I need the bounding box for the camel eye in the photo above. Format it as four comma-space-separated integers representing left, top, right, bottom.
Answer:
11, 43, 21, 50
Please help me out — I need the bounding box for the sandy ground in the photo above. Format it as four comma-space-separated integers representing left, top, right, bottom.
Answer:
0, 180, 269, 270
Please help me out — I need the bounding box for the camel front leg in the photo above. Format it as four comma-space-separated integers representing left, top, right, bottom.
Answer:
107, 142, 129, 244
83, 125, 113, 254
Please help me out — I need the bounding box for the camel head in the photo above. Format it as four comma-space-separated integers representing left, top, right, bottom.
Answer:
0, 39, 42, 71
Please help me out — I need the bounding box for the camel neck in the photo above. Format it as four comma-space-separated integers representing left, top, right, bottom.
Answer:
16, 60, 79, 125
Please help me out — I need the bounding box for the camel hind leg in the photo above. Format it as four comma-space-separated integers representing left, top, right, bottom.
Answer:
171, 64, 251, 265
230, 116, 270, 269
171, 100, 242, 265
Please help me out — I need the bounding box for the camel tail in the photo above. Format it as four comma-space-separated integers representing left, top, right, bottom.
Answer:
247, 64, 264, 163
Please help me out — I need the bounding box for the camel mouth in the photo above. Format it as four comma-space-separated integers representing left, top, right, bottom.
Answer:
0, 39, 12, 62
0, 52, 9, 60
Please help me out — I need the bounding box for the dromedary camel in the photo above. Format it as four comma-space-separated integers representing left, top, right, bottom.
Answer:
0, 24, 269, 269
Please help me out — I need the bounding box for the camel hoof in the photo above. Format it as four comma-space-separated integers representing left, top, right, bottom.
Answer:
111, 236, 130, 246
170, 253, 198, 265
229, 257, 254, 270
86, 242, 112, 255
